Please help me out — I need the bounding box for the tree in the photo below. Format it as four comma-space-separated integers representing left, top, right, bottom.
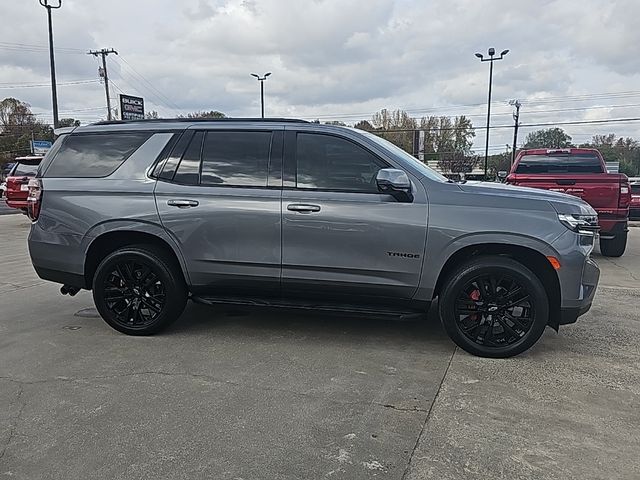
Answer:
145, 110, 160, 119
371, 109, 417, 153
180, 110, 226, 119
58, 118, 80, 127
324, 120, 346, 126
354, 120, 374, 131
0, 97, 53, 164
580, 133, 640, 176
417, 114, 476, 174
523, 128, 573, 149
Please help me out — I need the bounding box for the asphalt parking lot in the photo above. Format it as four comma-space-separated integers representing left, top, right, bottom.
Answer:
1, 214, 639, 480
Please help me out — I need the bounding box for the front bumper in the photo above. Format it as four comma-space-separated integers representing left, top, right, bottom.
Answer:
558, 256, 600, 325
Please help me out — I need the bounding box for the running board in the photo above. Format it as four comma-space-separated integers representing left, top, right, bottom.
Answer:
190, 295, 426, 321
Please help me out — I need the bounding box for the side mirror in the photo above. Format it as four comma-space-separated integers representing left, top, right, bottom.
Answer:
497, 171, 508, 182
376, 168, 413, 202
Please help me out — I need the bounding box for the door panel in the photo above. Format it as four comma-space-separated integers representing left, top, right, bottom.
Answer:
281, 189, 427, 303
281, 131, 428, 305
156, 182, 281, 295
155, 128, 283, 296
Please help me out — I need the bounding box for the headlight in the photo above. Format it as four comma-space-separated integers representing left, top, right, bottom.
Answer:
557, 213, 599, 235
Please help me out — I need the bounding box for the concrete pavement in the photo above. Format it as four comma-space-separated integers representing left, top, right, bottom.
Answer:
0, 214, 639, 479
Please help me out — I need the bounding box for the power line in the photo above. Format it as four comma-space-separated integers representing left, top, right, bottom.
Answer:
0, 79, 99, 89
0, 41, 84, 53
112, 56, 180, 111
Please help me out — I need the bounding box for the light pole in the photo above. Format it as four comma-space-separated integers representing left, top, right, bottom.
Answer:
39, 0, 62, 129
475, 47, 509, 179
250, 72, 271, 118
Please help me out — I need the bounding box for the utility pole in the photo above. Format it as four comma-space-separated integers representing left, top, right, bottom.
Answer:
39, 0, 62, 129
88, 48, 118, 121
509, 100, 521, 166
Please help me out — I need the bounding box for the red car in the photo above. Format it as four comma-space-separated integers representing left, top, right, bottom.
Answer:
506, 148, 631, 257
4, 156, 42, 212
631, 182, 640, 220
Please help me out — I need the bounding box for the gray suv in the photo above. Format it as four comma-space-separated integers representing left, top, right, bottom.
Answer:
27, 119, 600, 358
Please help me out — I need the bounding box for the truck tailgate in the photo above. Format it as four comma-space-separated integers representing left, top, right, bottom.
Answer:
510, 174, 620, 209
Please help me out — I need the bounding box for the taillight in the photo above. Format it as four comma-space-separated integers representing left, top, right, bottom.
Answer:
619, 182, 631, 209
26, 178, 42, 221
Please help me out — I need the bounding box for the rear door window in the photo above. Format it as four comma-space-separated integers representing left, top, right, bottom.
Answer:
200, 131, 272, 187
515, 154, 604, 174
44, 132, 151, 178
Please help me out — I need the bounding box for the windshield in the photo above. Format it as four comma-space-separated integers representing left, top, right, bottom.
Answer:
515, 154, 604, 174
359, 130, 448, 182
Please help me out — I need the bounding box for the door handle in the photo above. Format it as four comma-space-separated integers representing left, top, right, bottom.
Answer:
167, 199, 199, 208
287, 203, 321, 213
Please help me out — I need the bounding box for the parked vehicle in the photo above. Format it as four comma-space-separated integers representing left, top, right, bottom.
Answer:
504, 148, 631, 257
630, 182, 640, 220
0, 181, 6, 199
5, 156, 43, 212
27, 119, 600, 358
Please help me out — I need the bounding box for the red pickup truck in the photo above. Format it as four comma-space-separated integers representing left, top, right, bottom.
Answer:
506, 148, 631, 257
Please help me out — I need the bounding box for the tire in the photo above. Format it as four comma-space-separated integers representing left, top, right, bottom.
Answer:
599, 232, 627, 257
92, 245, 187, 335
438, 256, 549, 358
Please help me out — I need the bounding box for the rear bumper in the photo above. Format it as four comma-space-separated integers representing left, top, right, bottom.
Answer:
5, 199, 28, 209
597, 214, 628, 237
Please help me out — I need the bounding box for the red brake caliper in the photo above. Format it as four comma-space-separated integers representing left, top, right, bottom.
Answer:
468, 289, 481, 320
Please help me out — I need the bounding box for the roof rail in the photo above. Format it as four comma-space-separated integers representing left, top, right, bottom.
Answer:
92, 117, 309, 126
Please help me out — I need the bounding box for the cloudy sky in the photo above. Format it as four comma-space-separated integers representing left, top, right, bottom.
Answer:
2, 0, 640, 152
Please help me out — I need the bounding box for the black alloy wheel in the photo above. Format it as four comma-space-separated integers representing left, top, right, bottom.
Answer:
439, 256, 549, 358
102, 259, 166, 329
454, 274, 534, 347
93, 245, 187, 335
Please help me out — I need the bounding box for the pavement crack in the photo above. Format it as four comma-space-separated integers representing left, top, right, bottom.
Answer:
0, 383, 26, 462
376, 403, 428, 413
401, 346, 456, 480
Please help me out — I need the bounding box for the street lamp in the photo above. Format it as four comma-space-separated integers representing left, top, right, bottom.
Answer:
39, 0, 62, 129
250, 72, 271, 118
475, 47, 509, 179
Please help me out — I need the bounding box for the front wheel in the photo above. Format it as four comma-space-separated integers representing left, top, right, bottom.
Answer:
438, 256, 549, 358
92, 245, 187, 335
599, 232, 627, 257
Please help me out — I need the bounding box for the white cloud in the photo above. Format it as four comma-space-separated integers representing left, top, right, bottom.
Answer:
1, 0, 640, 148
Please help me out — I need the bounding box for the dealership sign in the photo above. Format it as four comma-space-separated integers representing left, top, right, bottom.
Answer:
31, 140, 52, 155
119, 94, 145, 120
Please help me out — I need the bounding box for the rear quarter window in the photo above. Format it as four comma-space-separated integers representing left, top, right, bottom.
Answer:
12, 163, 39, 177
44, 132, 151, 178
515, 154, 604, 174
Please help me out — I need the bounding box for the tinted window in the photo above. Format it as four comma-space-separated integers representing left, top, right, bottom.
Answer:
11, 161, 40, 177
201, 131, 272, 187
631, 184, 640, 194
296, 133, 385, 192
173, 132, 203, 185
45, 132, 151, 178
159, 131, 194, 181
515, 154, 604, 174
37, 134, 66, 177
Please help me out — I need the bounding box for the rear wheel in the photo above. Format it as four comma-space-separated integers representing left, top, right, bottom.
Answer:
92, 245, 187, 335
599, 232, 627, 257
438, 256, 549, 358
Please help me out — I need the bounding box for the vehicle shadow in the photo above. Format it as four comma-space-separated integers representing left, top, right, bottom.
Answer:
166, 299, 451, 348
